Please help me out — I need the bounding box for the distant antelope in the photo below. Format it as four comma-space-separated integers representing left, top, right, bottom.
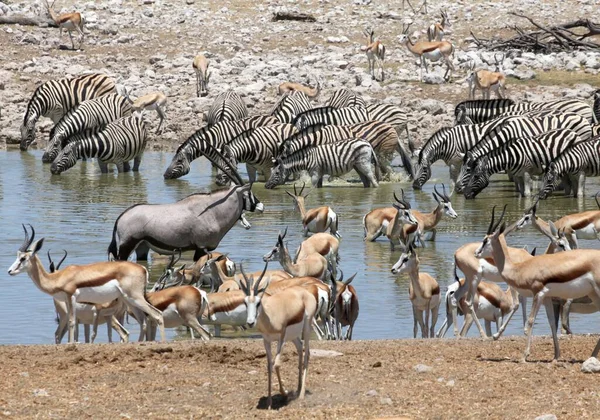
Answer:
391, 242, 440, 338
125, 91, 168, 134
286, 183, 339, 238
362, 27, 386, 81
427, 9, 452, 41
397, 23, 455, 82
466, 54, 507, 100
237, 266, 318, 408
44, 0, 84, 50
193, 54, 211, 97
278, 80, 321, 99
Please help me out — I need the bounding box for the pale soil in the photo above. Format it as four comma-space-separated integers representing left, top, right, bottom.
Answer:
1, 336, 599, 419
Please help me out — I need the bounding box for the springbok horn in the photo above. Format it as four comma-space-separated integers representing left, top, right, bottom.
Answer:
433, 184, 441, 200
299, 182, 306, 196
19, 224, 30, 252
293, 183, 298, 196
337, 268, 344, 283
442, 183, 450, 201
57, 250, 67, 270
344, 273, 357, 286
493, 205, 508, 232
254, 261, 269, 295
238, 263, 250, 295
47, 250, 55, 272
595, 191, 600, 209
487, 206, 497, 235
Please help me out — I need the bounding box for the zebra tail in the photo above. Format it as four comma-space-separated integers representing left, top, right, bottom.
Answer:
397, 138, 414, 179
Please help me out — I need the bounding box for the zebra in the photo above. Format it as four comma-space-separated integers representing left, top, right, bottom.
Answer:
464, 129, 581, 198
163, 115, 278, 179
540, 137, 600, 199
21, 73, 116, 151
325, 88, 367, 109
215, 124, 297, 186
454, 98, 595, 125
50, 115, 147, 175
205, 90, 248, 127
456, 112, 592, 192
265, 139, 379, 189
593, 89, 600, 124
269, 91, 312, 123
42, 93, 132, 163
292, 106, 370, 131
366, 103, 411, 146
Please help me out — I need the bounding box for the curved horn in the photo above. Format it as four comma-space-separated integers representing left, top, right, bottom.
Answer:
344, 273, 357, 286
487, 206, 497, 235
281, 226, 288, 240
293, 183, 298, 196
19, 224, 34, 252
493, 205, 508, 233
442, 183, 450, 201
337, 268, 344, 283
238, 263, 250, 294
433, 184, 441, 200
47, 250, 55, 272
57, 250, 67, 270
299, 182, 306, 196
254, 260, 269, 295
596, 191, 600, 210
173, 249, 182, 266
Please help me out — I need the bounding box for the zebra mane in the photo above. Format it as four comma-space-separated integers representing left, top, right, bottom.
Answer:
418, 126, 453, 164
23, 81, 51, 123
175, 125, 214, 154
454, 99, 516, 117
291, 106, 339, 126
278, 124, 325, 155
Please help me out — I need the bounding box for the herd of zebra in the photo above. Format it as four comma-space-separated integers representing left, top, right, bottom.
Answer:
414, 94, 600, 199
18, 72, 415, 185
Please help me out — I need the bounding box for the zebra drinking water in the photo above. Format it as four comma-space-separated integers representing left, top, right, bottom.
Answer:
205, 90, 248, 126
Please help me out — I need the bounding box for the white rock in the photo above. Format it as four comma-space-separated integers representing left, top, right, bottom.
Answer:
310, 349, 344, 358
326, 36, 349, 44
422, 73, 445, 85
535, 415, 557, 420
65, 64, 86, 75
366, 389, 378, 397
302, 55, 319, 64
581, 357, 600, 373
414, 364, 432, 373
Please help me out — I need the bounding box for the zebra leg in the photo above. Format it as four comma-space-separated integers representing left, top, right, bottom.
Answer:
577, 173, 586, 197
523, 172, 532, 197
121, 161, 131, 173
133, 155, 143, 172
245, 164, 257, 183
98, 161, 109, 173
354, 162, 378, 188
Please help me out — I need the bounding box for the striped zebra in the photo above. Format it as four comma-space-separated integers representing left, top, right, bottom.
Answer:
464, 129, 581, 198
594, 90, 600, 124
456, 113, 592, 192
21, 73, 116, 150
205, 90, 248, 127
42, 93, 132, 163
593, 124, 600, 137
325, 88, 367, 108
366, 103, 411, 141
265, 139, 379, 188
413, 116, 518, 190
50, 115, 147, 175
454, 98, 595, 125
292, 106, 370, 130
269, 91, 312, 123
280, 120, 411, 178
540, 137, 600, 199
163, 115, 277, 179
215, 124, 297, 185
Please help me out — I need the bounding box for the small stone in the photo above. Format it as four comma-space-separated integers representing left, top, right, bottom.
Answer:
372, 361, 382, 368
142, 8, 153, 17
380, 397, 393, 405
446, 380, 455, 387
247, 370, 258, 375
202, 382, 210, 387
310, 349, 344, 358
33, 389, 49, 397
414, 364, 432, 373
535, 415, 557, 420
366, 389, 378, 397
581, 357, 600, 373
19, 372, 29, 377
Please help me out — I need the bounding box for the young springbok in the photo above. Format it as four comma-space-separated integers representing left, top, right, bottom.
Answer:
44, 0, 84, 50
362, 27, 386, 81
391, 242, 440, 338
238, 266, 318, 408
7, 225, 165, 343
286, 183, 340, 238
466, 55, 507, 100
397, 23, 455, 82
263, 228, 330, 280
295, 232, 340, 262
330, 270, 359, 340
154, 251, 235, 291
363, 189, 418, 243
475, 206, 600, 361
427, 9, 452, 42
193, 54, 211, 97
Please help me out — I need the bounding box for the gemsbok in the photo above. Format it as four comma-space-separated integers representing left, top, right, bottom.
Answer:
286, 183, 339, 238
8, 225, 165, 343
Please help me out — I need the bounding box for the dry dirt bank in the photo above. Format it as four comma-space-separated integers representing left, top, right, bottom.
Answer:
1, 336, 599, 419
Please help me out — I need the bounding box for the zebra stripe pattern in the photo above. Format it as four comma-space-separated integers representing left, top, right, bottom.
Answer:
42, 93, 132, 163
50, 115, 147, 175
292, 106, 370, 130
266, 139, 379, 188
593, 90, 600, 124
164, 115, 278, 179
367, 103, 409, 135
21, 73, 116, 150
205, 90, 248, 127
325, 88, 367, 109
540, 137, 600, 198
216, 124, 297, 185
269, 91, 312, 123
464, 129, 581, 198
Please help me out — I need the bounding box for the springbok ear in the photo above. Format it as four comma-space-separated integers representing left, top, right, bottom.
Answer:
177, 264, 186, 272
31, 238, 44, 255
548, 221, 558, 237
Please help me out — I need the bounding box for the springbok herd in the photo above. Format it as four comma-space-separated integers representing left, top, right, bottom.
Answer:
7, 3, 600, 408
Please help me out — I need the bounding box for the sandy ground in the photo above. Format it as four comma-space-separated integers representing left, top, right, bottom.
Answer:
1, 335, 599, 419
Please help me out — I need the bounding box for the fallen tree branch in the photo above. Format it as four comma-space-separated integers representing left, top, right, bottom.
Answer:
0, 14, 56, 27
271, 11, 316, 22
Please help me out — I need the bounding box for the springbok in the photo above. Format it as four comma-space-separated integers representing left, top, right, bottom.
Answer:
466, 55, 507, 100
385, 190, 420, 251
397, 23, 455, 82
286, 183, 340, 238
391, 242, 440, 338
8, 225, 165, 343
427, 9, 451, 41
295, 232, 340, 262
330, 270, 359, 340
362, 27, 386, 81
44, 0, 84, 50
475, 206, 600, 361
277, 80, 321, 99
363, 189, 418, 244
238, 266, 318, 408
263, 228, 330, 280
193, 54, 210, 97
126, 91, 167, 134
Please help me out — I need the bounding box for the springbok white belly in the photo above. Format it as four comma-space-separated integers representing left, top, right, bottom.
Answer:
575, 224, 597, 239
478, 260, 503, 283
413, 294, 440, 312
202, 305, 247, 327
161, 304, 184, 328
262, 319, 305, 343
423, 50, 444, 62
476, 296, 500, 322
73, 280, 123, 304
544, 274, 594, 299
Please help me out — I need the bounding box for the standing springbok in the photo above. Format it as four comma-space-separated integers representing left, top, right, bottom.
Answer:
385, 190, 421, 251
238, 267, 318, 408
363, 189, 418, 243
286, 183, 339, 238
427, 9, 452, 41
330, 270, 359, 340
126, 91, 167, 134
263, 229, 330, 280
466, 55, 507, 100
295, 232, 340, 262
397, 24, 455, 82
193, 54, 211, 97
362, 27, 386, 81
8, 225, 165, 343
44, 0, 84, 50
475, 206, 600, 361
391, 242, 440, 338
